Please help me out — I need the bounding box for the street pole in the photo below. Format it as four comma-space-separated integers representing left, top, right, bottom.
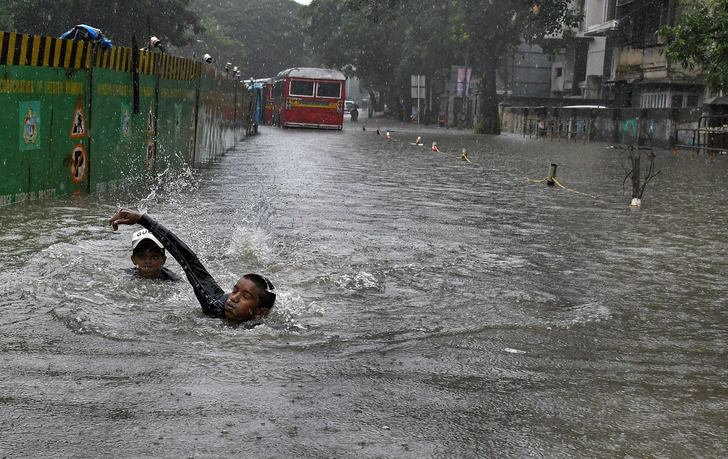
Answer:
417, 75, 421, 125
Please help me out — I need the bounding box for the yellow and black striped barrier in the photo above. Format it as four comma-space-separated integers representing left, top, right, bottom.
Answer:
91, 42, 199, 80
0, 31, 90, 69
0, 31, 199, 81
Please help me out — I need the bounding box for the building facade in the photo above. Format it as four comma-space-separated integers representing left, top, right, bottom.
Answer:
563, 0, 704, 108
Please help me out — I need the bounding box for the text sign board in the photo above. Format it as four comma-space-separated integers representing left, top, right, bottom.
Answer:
411, 75, 425, 99
410, 75, 425, 87
411, 87, 426, 98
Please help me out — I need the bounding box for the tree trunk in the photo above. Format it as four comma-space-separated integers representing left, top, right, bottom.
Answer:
478, 50, 501, 135
398, 97, 406, 121
368, 89, 379, 112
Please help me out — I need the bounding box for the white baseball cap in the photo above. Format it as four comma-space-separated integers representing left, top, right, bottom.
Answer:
131, 229, 164, 251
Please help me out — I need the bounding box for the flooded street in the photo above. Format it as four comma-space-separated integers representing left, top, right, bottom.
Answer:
1, 120, 727, 458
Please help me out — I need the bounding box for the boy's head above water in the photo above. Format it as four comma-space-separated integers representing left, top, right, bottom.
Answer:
131, 229, 167, 279
224, 274, 276, 321
110, 208, 277, 322
131, 228, 277, 321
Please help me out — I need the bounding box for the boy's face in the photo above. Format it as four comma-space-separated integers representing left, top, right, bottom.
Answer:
131, 249, 166, 279
225, 277, 268, 321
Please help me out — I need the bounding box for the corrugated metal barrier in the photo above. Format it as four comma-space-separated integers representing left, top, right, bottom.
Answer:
0, 31, 256, 207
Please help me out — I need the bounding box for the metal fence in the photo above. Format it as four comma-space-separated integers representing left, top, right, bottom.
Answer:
674, 115, 728, 157
521, 117, 592, 143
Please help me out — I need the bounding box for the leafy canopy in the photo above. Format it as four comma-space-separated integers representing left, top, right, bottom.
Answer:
188, 0, 310, 77
2, 0, 308, 78
302, 0, 582, 132
0, 4, 11, 31
6, 0, 203, 48
658, 0, 728, 92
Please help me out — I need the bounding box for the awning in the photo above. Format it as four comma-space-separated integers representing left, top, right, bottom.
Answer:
704, 96, 728, 106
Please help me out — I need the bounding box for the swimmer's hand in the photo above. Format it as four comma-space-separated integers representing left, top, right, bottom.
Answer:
109, 208, 142, 230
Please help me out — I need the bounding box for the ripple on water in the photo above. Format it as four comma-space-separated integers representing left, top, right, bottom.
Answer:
2, 126, 728, 457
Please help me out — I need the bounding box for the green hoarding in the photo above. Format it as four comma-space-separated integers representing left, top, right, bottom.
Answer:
0, 31, 250, 206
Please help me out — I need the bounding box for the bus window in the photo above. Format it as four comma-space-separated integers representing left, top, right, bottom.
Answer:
290, 80, 314, 97
317, 82, 342, 98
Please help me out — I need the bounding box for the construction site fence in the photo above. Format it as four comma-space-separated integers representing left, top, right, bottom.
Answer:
0, 30, 261, 207
674, 115, 728, 157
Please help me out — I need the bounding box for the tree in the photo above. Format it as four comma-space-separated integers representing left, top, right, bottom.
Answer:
658, 0, 728, 93
452, 1, 582, 134
183, 16, 246, 70
188, 0, 310, 78
304, 0, 581, 133
301, 0, 386, 113
0, 4, 12, 31
301, 0, 456, 120
7, 0, 203, 48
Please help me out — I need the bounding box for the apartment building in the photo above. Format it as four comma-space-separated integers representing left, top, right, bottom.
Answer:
558, 0, 704, 108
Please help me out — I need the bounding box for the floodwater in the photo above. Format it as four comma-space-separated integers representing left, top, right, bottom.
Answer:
1, 119, 727, 458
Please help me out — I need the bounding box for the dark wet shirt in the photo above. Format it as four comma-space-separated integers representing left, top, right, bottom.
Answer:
127, 266, 182, 282
138, 214, 229, 318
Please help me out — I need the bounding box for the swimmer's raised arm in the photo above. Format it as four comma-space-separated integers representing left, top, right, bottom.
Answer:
109, 208, 228, 317
107, 208, 275, 322
109, 208, 142, 230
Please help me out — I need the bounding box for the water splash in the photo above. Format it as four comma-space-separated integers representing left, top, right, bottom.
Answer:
334, 270, 384, 291
225, 223, 274, 266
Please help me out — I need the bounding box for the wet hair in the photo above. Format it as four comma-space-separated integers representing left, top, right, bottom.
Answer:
243, 273, 276, 310
132, 240, 165, 256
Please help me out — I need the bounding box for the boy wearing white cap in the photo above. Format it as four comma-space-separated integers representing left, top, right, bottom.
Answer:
110, 208, 276, 323
130, 229, 181, 281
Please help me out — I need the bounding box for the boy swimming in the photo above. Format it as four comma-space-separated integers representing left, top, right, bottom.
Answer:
130, 229, 180, 281
110, 209, 276, 322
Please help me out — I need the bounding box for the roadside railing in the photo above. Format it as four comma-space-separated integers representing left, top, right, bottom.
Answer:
674, 115, 728, 157
521, 117, 592, 143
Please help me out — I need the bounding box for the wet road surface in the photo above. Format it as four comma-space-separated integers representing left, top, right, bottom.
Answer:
1, 119, 727, 458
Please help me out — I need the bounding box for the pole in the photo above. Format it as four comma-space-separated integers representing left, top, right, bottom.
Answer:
632, 155, 641, 200
417, 75, 421, 125
547, 164, 557, 187
630, 153, 642, 207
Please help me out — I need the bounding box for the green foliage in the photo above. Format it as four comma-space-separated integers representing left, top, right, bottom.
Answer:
187, 0, 309, 77
0, 4, 13, 32
301, 0, 409, 115
3, 0, 307, 78
658, 0, 728, 92
303, 0, 581, 129
6, 0, 203, 48
185, 16, 246, 70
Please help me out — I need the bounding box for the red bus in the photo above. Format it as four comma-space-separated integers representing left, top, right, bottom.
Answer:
271, 67, 347, 130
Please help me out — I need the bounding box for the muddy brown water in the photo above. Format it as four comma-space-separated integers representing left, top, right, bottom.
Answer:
1, 121, 727, 458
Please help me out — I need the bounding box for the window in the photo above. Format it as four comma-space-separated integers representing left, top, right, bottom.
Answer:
641, 91, 700, 108
617, 0, 669, 48
317, 82, 342, 98
289, 80, 314, 97
640, 92, 668, 108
